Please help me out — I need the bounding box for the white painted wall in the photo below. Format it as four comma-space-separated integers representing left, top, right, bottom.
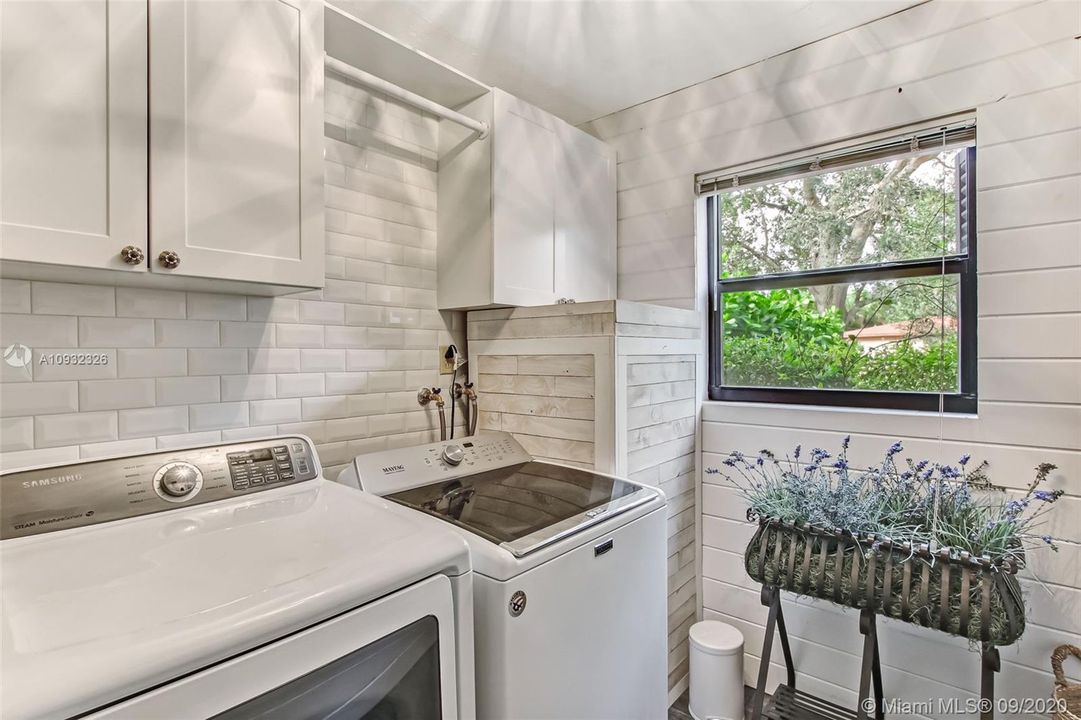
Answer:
586, 0, 1081, 709
0, 73, 464, 477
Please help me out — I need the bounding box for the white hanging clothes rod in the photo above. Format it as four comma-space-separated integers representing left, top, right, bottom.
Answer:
325, 54, 489, 139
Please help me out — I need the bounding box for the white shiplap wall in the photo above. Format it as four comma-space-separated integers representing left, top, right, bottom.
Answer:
0, 73, 464, 477
586, 0, 1080, 312
623, 353, 698, 696
586, 0, 1081, 710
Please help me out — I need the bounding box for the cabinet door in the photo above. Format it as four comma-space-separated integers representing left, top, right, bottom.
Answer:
492, 92, 558, 307
555, 125, 616, 303
149, 0, 324, 288
0, 0, 147, 271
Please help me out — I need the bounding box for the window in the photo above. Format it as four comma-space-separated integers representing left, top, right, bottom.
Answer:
704, 121, 977, 412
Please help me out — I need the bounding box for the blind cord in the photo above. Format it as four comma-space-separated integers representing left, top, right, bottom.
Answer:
932, 127, 950, 552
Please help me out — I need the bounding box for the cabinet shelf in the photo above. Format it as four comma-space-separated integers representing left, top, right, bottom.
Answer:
325, 4, 488, 110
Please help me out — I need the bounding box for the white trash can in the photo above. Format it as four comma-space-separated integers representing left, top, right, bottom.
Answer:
688, 620, 744, 720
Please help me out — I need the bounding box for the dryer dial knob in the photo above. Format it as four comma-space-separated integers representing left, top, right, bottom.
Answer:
158, 462, 201, 498
441, 444, 465, 466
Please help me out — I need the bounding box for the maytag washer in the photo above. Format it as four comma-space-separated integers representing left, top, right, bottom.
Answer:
339, 431, 668, 720
0, 436, 476, 720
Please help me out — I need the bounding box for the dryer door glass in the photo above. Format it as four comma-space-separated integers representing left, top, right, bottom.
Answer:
212, 616, 442, 719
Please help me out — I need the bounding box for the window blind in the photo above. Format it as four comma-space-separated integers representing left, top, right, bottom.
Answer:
696, 117, 976, 196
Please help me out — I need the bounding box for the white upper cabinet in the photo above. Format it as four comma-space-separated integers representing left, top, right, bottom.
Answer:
0, 0, 324, 294
555, 123, 616, 304
438, 89, 617, 310
149, 0, 324, 288
492, 93, 560, 307
0, 0, 147, 272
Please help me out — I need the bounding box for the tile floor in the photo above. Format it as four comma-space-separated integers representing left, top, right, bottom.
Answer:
668, 686, 769, 720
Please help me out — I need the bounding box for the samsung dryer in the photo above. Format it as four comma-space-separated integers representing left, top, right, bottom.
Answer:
0, 436, 476, 720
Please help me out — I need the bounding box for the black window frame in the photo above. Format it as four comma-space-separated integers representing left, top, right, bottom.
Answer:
707, 144, 978, 413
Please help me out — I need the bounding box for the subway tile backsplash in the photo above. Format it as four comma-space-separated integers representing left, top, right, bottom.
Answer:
0, 74, 462, 475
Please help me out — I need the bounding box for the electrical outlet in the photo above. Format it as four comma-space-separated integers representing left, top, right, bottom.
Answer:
438, 346, 455, 375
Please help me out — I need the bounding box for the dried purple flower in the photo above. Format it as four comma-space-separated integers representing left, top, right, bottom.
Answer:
731, 437, 1064, 566
1034, 463, 1056, 483
1004, 498, 1029, 518
939, 465, 961, 480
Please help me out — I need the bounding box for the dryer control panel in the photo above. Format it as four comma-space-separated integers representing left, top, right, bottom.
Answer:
227, 440, 313, 490
346, 432, 533, 496
0, 436, 319, 539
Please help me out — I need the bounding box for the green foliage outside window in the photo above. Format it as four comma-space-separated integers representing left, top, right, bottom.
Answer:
719, 147, 964, 394
722, 288, 958, 391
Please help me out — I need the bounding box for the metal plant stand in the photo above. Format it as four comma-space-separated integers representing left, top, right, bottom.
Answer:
745, 517, 1016, 720
751, 585, 884, 720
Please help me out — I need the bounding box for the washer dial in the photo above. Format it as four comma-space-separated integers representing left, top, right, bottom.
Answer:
154, 462, 203, 502
441, 444, 465, 466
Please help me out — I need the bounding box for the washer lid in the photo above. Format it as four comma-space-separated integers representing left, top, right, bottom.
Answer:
1, 480, 469, 720
386, 461, 658, 557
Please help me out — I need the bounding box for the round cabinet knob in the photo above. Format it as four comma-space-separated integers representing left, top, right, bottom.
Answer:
441, 444, 465, 466
157, 250, 181, 269
155, 462, 203, 501
119, 245, 145, 265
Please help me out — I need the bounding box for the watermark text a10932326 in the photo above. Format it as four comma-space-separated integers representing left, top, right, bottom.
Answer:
3, 344, 111, 379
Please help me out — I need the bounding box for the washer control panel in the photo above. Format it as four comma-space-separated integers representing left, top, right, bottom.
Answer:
349, 432, 533, 496
0, 436, 320, 539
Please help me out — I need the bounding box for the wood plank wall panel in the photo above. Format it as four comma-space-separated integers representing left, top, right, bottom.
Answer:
467, 303, 616, 340
584, 0, 1080, 310
625, 353, 697, 694
476, 354, 596, 468
584, 0, 1081, 710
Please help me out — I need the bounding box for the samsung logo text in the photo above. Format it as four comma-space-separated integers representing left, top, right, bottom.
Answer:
22, 474, 83, 489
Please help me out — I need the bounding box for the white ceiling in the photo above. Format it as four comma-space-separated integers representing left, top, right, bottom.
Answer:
336, 0, 920, 126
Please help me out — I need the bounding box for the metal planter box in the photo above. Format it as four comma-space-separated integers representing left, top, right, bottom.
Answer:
744, 518, 1025, 646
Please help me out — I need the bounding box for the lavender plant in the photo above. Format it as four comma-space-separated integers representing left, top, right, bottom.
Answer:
720, 438, 1062, 566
